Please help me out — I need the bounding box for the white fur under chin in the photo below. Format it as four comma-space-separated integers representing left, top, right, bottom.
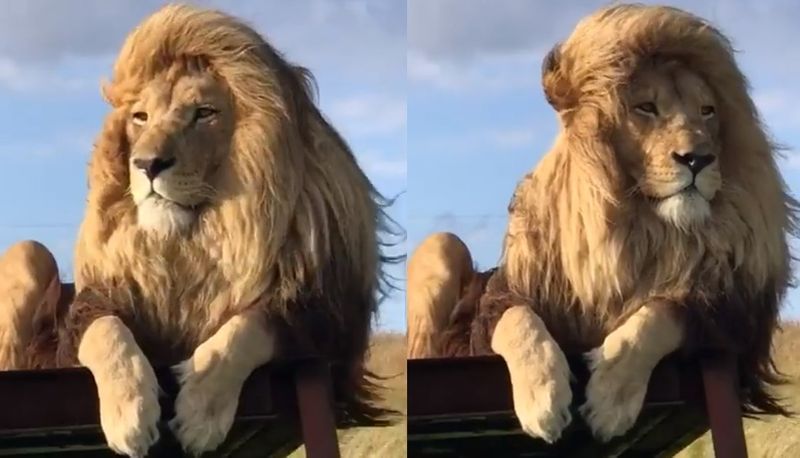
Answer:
655, 191, 710, 230
137, 197, 195, 236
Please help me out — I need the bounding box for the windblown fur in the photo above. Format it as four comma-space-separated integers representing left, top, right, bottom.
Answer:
440, 4, 798, 416
28, 4, 401, 424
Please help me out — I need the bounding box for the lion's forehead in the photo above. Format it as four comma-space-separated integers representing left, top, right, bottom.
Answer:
627, 64, 715, 112
131, 72, 229, 122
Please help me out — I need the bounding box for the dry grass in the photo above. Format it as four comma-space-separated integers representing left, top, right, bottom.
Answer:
289, 333, 407, 458
677, 322, 800, 458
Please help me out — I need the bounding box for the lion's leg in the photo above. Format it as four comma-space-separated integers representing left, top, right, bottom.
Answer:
579, 301, 684, 441
64, 288, 163, 457
0, 240, 60, 370
407, 232, 475, 358
78, 314, 161, 457
491, 305, 573, 443
170, 309, 275, 454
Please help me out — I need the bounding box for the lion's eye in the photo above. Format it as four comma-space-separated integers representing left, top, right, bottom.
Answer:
132, 111, 148, 126
634, 102, 659, 116
194, 106, 218, 122
700, 105, 716, 118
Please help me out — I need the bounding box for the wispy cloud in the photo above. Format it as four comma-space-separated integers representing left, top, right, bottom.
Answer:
327, 94, 406, 137
409, 0, 582, 63
408, 51, 539, 92
488, 127, 538, 150
0, 0, 406, 91
754, 89, 800, 131
0, 129, 95, 158
409, 0, 800, 94
0, 58, 97, 93
428, 212, 497, 246
778, 151, 800, 171
416, 124, 540, 154
0, 1, 161, 63
407, 0, 584, 92
358, 151, 406, 179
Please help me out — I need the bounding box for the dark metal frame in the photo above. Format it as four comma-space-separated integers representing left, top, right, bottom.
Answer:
0, 358, 341, 457
701, 355, 748, 458
408, 352, 748, 457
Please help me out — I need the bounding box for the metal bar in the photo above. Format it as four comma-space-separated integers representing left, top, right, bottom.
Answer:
294, 361, 341, 458
407, 354, 709, 456
701, 354, 748, 458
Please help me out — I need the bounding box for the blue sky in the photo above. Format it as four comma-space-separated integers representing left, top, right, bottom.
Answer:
5, 1, 800, 335
0, 0, 407, 331
408, 0, 800, 319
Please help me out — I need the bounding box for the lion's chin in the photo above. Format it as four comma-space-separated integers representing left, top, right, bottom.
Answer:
136, 196, 196, 236
653, 190, 711, 231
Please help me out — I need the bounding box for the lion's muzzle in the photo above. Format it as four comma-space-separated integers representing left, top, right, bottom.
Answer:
132, 156, 177, 181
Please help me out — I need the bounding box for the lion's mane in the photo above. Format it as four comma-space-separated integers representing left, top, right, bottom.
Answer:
33, 4, 401, 424
450, 4, 797, 416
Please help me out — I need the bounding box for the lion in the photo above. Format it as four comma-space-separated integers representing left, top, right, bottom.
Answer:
408, 3, 797, 444
0, 4, 399, 456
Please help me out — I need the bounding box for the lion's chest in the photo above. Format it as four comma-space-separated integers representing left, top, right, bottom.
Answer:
520, 220, 741, 346
88, 232, 245, 349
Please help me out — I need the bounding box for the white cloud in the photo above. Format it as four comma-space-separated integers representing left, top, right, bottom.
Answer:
753, 90, 800, 131
0, 0, 406, 91
409, 0, 800, 65
0, 1, 163, 63
0, 129, 95, 158
779, 151, 800, 171
408, 51, 540, 91
0, 58, 97, 93
326, 94, 406, 137
358, 152, 406, 179
409, 0, 800, 92
428, 212, 498, 247
259, 0, 405, 84
417, 124, 540, 154
488, 127, 538, 150
409, 0, 583, 63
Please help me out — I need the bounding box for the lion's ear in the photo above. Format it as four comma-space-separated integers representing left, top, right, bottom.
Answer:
99, 78, 125, 108
99, 79, 115, 105
541, 43, 574, 112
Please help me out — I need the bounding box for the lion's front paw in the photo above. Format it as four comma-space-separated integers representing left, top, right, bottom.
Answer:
509, 346, 573, 443
579, 346, 650, 442
169, 359, 242, 455
96, 365, 161, 457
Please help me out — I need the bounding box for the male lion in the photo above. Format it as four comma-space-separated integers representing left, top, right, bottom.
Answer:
408, 4, 797, 444
0, 4, 398, 456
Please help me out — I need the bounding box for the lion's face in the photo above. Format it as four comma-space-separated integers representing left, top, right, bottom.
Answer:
614, 60, 721, 229
126, 60, 235, 235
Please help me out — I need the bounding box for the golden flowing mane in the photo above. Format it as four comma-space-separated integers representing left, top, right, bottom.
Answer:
483, 4, 798, 415
67, 4, 401, 423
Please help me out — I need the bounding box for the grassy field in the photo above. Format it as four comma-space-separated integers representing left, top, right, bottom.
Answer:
289, 333, 407, 458
677, 322, 800, 458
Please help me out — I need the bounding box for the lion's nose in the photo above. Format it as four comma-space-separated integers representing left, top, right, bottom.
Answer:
132, 157, 176, 180
671, 151, 716, 176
